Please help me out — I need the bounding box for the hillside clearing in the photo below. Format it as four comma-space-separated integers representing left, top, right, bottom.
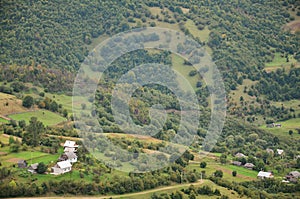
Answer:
0, 117, 8, 123
0, 92, 29, 116
8, 110, 66, 126
171, 54, 200, 90
264, 52, 298, 72
260, 117, 300, 139
185, 19, 210, 43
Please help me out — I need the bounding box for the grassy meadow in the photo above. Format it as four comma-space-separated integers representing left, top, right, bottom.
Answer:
8, 110, 66, 126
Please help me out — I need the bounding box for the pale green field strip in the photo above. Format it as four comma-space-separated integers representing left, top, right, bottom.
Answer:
8, 110, 66, 126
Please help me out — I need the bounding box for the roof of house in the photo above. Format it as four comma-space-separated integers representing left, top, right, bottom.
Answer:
244, 163, 255, 168
64, 147, 76, 152
289, 171, 300, 178
65, 152, 77, 159
29, 163, 39, 170
57, 160, 72, 169
64, 140, 78, 148
235, 153, 246, 158
18, 160, 26, 164
277, 149, 284, 155
257, 171, 273, 178
232, 161, 242, 165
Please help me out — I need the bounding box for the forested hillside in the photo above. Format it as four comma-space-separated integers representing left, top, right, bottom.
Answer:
1, 0, 299, 129
0, 1, 300, 198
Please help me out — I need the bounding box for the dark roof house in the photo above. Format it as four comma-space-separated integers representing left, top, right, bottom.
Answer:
286, 171, 300, 183
244, 163, 255, 169
18, 160, 27, 168
232, 161, 242, 166
235, 153, 246, 158
58, 152, 77, 163
28, 163, 39, 173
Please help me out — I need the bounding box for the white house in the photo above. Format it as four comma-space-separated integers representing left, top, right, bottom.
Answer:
58, 152, 77, 163
277, 149, 284, 155
51, 160, 72, 175
257, 171, 273, 179
244, 163, 255, 170
235, 153, 246, 158
64, 147, 76, 153
286, 171, 300, 183
28, 163, 39, 173
63, 140, 78, 152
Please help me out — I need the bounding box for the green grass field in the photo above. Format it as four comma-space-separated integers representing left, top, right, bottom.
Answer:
0, 148, 51, 166
8, 110, 66, 126
31, 170, 94, 185
45, 93, 73, 113
265, 53, 298, 72
171, 54, 200, 90
186, 158, 256, 183
260, 118, 300, 139
222, 164, 258, 178
0, 117, 8, 124
185, 19, 210, 42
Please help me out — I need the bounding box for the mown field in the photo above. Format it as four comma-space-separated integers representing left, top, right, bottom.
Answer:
0, 117, 8, 124
0, 92, 28, 116
260, 117, 300, 139
184, 19, 210, 42
186, 161, 256, 183
8, 110, 66, 126
171, 54, 200, 90
0, 146, 56, 167
264, 52, 299, 72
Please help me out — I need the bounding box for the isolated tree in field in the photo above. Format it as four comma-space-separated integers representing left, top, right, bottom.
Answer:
63, 109, 68, 117
288, 130, 293, 136
49, 101, 58, 112
220, 154, 227, 164
232, 170, 237, 177
37, 162, 47, 174
18, 120, 26, 128
214, 170, 223, 178
189, 190, 196, 199
200, 161, 207, 168
22, 96, 34, 108
9, 143, 20, 152
9, 136, 15, 145
23, 117, 45, 147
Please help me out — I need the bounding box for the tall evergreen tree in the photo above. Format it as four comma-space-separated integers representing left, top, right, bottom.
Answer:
23, 117, 44, 147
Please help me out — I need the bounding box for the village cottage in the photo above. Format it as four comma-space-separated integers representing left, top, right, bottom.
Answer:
285, 171, 300, 183
17, 160, 27, 168
235, 153, 246, 158
244, 163, 255, 170
28, 163, 39, 173
58, 151, 77, 163
51, 160, 72, 175
232, 161, 242, 166
63, 140, 78, 153
257, 171, 273, 179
